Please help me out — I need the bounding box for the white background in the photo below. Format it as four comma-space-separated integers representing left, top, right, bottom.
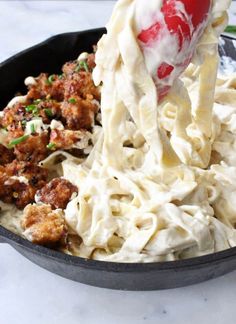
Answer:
1, 1, 236, 324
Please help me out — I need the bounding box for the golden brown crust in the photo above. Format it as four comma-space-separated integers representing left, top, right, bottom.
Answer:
64, 71, 100, 101
27, 73, 64, 102
0, 161, 48, 209
61, 96, 97, 130
62, 61, 78, 76
87, 53, 96, 70
0, 144, 15, 165
13, 132, 49, 163
1, 100, 61, 130
21, 204, 67, 245
36, 178, 78, 210
49, 129, 87, 150
36, 100, 62, 122
1, 103, 31, 129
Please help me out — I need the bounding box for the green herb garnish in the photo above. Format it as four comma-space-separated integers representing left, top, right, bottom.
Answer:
25, 104, 36, 112
47, 143, 56, 150
30, 123, 36, 134
47, 75, 55, 85
25, 104, 39, 115
34, 99, 42, 104
225, 25, 236, 34
75, 60, 89, 72
58, 74, 64, 80
21, 120, 27, 128
68, 98, 77, 104
44, 108, 53, 117
8, 135, 29, 147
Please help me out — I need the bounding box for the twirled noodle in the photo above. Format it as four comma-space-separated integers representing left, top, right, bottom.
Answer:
63, 0, 236, 262
1, 0, 236, 262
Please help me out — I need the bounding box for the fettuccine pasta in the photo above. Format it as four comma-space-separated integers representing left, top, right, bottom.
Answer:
63, 0, 236, 262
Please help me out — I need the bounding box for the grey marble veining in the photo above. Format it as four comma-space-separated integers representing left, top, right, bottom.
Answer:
1, 1, 236, 324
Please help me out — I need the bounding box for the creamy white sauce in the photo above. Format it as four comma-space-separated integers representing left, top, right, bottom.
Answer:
7, 95, 27, 108
25, 117, 49, 135
0, 202, 23, 235
77, 52, 89, 61
72, 131, 92, 150
24, 76, 37, 86
6, 176, 29, 185
25, 119, 66, 135
50, 119, 64, 130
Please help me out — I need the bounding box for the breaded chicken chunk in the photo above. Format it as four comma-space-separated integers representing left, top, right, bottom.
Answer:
0, 161, 48, 209
0, 144, 15, 165
36, 178, 78, 210
21, 204, 67, 245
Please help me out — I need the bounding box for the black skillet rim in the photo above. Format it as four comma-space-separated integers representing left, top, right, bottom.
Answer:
1, 28, 236, 273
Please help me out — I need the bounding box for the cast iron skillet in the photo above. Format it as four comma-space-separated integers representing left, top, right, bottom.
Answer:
0, 28, 236, 291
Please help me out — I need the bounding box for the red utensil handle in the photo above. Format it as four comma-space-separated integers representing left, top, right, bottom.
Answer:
138, 0, 211, 100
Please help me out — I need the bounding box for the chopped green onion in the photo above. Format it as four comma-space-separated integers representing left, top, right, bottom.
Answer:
58, 74, 64, 79
30, 123, 36, 134
44, 108, 53, 117
68, 98, 77, 104
47, 143, 56, 150
25, 104, 36, 112
25, 104, 39, 115
75, 60, 89, 72
47, 75, 55, 85
34, 99, 42, 104
225, 25, 236, 34
8, 135, 29, 147
21, 120, 27, 126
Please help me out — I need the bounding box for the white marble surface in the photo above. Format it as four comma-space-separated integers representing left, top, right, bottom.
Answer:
1, 1, 236, 324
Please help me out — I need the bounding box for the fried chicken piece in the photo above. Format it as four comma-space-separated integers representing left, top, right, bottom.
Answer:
2, 181, 37, 210
1, 102, 30, 130
36, 178, 78, 210
2, 108, 50, 163
21, 204, 67, 245
0, 144, 15, 165
61, 95, 98, 130
62, 61, 78, 76
0, 161, 48, 209
37, 99, 62, 121
27, 73, 64, 102
87, 53, 96, 70
49, 129, 91, 151
1, 99, 61, 131
0, 166, 11, 202
62, 53, 96, 76
63, 71, 100, 101
6, 160, 48, 185
13, 132, 49, 163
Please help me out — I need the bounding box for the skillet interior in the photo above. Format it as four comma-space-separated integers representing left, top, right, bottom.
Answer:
0, 28, 236, 290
